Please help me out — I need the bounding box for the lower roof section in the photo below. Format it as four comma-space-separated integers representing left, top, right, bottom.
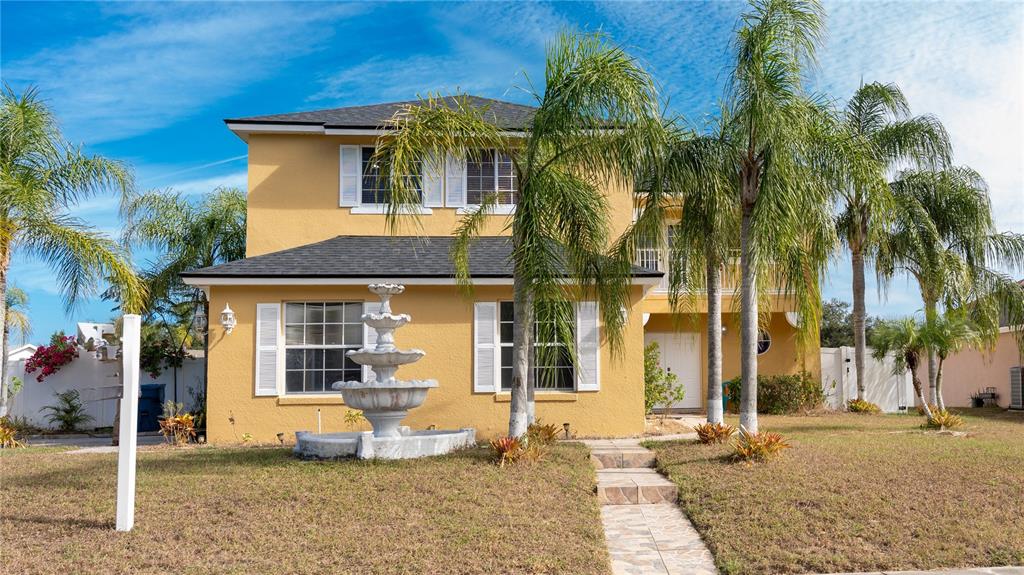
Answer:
180, 235, 663, 287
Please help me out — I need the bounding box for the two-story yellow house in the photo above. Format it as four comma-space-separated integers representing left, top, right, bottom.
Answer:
182, 96, 816, 444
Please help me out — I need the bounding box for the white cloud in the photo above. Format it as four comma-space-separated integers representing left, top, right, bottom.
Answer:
311, 2, 566, 104
4, 4, 365, 143
164, 170, 247, 196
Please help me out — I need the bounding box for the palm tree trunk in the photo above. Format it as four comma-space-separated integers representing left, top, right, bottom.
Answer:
1, 321, 10, 413
526, 292, 536, 425
508, 273, 530, 438
0, 243, 10, 418
706, 257, 724, 424
739, 200, 759, 434
911, 370, 933, 419
851, 245, 867, 401
923, 299, 938, 406
935, 357, 946, 412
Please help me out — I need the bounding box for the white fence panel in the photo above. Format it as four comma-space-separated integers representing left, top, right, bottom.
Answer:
820, 346, 913, 413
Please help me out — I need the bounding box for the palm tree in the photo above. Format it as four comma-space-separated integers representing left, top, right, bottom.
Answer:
122, 186, 246, 399
880, 166, 1024, 403
717, 0, 837, 433
375, 31, 665, 437
833, 82, 950, 402
920, 311, 982, 411
1, 286, 30, 407
0, 87, 145, 416
641, 119, 737, 424
870, 316, 932, 418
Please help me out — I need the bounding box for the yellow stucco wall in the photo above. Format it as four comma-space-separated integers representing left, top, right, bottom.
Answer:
245, 133, 635, 256
206, 284, 648, 444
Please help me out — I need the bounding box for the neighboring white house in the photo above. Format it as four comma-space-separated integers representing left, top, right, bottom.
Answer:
820, 346, 914, 413
7, 344, 37, 362
76, 322, 115, 347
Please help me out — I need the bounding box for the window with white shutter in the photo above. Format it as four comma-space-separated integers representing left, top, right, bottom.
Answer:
445, 153, 467, 208
339, 146, 360, 206
255, 303, 281, 396
473, 302, 497, 393
575, 301, 600, 391
362, 301, 378, 382
423, 151, 444, 207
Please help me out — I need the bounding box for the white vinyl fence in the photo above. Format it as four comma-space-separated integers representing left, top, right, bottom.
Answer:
820, 346, 914, 413
6, 347, 205, 430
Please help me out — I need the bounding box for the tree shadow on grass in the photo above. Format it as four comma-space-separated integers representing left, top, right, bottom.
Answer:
1, 514, 113, 530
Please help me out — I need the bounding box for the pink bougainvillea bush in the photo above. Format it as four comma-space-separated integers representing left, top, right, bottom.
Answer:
24, 336, 79, 382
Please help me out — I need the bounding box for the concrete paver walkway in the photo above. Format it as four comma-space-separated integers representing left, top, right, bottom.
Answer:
583, 437, 717, 575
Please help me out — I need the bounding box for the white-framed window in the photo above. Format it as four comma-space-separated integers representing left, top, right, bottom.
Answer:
498, 301, 575, 392
283, 302, 364, 394
467, 149, 517, 206
360, 146, 422, 205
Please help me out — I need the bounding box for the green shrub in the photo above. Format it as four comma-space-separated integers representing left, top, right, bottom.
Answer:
644, 342, 682, 414
724, 372, 823, 415
41, 390, 94, 432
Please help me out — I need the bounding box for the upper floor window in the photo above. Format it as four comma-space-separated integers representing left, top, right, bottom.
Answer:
467, 149, 517, 206
360, 146, 421, 205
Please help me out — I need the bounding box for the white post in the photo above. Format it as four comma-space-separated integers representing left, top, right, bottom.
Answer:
116, 314, 141, 532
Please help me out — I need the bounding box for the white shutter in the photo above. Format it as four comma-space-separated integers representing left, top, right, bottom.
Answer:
575, 301, 600, 391
423, 151, 444, 207
445, 152, 466, 208
473, 302, 498, 393
339, 145, 360, 206
254, 303, 280, 396
362, 301, 378, 382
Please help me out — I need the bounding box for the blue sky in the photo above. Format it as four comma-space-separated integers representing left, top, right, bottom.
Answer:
2, 1, 1022, 345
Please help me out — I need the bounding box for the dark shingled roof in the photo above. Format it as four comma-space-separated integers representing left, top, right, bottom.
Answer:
225, 96, 538, 131
181, 236, 662, 280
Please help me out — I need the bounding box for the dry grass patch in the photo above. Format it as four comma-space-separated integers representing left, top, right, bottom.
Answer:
650, 409, 1024, 575
0, 444, 609, 575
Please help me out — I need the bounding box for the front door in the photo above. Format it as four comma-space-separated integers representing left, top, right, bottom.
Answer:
644, 331, 702, 409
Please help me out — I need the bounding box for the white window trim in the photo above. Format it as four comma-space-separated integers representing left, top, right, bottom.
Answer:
456, 205, 516, 215
281, 301, 364, 396
465, 148, 518, 209
350, 205, 433, 215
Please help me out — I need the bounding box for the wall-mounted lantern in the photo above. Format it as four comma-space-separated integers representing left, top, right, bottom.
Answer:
220, 304, 237, 335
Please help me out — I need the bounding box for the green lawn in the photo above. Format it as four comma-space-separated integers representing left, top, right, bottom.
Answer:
649, 409, 1024, 575
1, 444, 609, 575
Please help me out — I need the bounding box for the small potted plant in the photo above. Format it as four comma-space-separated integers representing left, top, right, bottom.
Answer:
969, 390, 984, 408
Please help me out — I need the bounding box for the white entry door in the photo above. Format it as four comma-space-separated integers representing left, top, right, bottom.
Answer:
644, 332, 701, 409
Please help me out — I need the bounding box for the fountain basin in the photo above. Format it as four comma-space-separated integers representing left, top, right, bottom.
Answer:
295, 428, 476, 460
333, 379, 438, 437
346, 349, 426, 367
363, 313, 410, 331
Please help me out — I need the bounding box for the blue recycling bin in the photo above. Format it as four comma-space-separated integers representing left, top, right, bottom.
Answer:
138, 383, 166, 432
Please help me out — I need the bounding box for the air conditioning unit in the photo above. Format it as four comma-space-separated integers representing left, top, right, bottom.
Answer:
1011, 366, 1023, 410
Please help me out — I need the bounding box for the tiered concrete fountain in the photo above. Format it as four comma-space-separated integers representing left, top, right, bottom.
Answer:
294, 283, 475, 460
